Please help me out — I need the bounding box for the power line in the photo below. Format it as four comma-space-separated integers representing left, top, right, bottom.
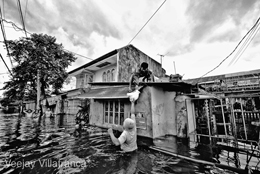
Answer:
196, 16, 260, 84
2, 0, 5, 19
230, 20, 260, 66
127, 0, 167, 45
1, 19, 93, 60
64, 49, 93, 60
24, 0, 29, 23
17, 0, 27, 37
0, 53, 11, 75
0, 7, 13, 68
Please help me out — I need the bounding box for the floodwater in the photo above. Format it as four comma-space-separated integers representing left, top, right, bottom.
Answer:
0, 112, 247, 174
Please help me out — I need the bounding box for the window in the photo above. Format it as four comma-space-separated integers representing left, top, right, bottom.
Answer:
107, 70, 111, 82
104, 100, 125, 125
111, 69, 115, 81
84, 74, 89, 86
102, 72, 107, 82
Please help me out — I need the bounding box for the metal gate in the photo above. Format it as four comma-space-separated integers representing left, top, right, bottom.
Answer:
187, 95, 260, 171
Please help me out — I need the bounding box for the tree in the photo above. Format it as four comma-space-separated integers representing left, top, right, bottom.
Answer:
2, 33, 77, 103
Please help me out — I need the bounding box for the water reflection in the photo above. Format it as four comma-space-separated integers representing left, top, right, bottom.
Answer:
0, 112, 239, 174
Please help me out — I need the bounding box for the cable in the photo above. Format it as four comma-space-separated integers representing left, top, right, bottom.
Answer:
232, 20, 260, 65
64, 50, 93, 60
2, 0, 5, 19
195, 16, 260, 84
229, 19, 260, 66
0, 53, 11, 75
1, 19, 93, 60
24, 0, 28, 23
0, 72, 9, 75
127, 0, 167, 45
0, 7, 13, 68
228, 23, 257, 66
17, 0, 27, 37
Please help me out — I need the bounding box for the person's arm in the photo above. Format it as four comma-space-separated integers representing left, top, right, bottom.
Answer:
130, 100, 136, 122
108, 128, 120, 146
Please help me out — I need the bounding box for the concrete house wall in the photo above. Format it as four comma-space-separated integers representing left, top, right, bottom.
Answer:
151, 87, 177, 138
118, 45, 164, 82
88, 85, 182, 139
94, 64, 117, 82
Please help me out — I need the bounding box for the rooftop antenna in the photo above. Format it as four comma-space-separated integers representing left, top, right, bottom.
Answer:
157, 52, 169, 76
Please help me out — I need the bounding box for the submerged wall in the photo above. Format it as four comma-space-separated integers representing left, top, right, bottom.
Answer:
134, 86, 153, 138
151, 87, 177, 138
89, 99, 105, 127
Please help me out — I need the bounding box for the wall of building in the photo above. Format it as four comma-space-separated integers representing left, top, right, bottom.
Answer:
75, 64, 117, 87
89, 99, 104, 127
151, 87, 177, 138
135, 87, 153, 138
93, 64, 117, 82
88, 87, 154, 138
117, 45, 164, 82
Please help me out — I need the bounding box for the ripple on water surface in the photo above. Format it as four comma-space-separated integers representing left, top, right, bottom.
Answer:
0, 113, 240, 174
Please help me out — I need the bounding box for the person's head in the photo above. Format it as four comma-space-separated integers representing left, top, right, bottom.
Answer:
123, 117, 135, 131
140, 62, 148, 71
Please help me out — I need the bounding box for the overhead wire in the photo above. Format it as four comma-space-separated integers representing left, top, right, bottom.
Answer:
0, 53, 11, 75
231, 20, 260, 65
195, 16, 260, 84
24, 0, 28, 23
1, 18, 93, 60
228, 18, 260, 66
2, 0, 4, 19
0, 6, 13, 68
17, 0, 27, 37
127, 0, 167, 45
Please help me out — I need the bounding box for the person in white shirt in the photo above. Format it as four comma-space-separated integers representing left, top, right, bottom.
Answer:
108, 98, 137, 152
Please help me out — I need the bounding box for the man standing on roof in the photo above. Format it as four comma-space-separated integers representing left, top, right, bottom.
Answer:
108, 90, 139, 152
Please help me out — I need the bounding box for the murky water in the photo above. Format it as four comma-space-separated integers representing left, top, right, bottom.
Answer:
0, 112, 242, 174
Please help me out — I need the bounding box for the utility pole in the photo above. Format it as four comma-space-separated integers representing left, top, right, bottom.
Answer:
157, 54, 164, 77
173, 61, 176, 74
36, 70, 41, 111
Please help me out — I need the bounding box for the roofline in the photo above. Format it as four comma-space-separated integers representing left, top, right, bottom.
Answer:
68, 49, 118, 74
68, 44, 163, 75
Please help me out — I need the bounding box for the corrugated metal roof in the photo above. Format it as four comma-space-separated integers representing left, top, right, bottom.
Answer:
73, 86, 130, 99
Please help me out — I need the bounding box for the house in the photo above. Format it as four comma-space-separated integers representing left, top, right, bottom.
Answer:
66, 44, 198, 141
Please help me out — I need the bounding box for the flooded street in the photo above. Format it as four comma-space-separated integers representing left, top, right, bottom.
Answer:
0, 112, 241, 174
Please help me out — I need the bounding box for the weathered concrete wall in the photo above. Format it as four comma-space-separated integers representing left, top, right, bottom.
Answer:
89, 99, 104, 127
186, 98, 196, 135
151, 87, 177, 138
135, 87, 153, 138
117, 45, 163, 82
175, 95, 190, 138
88, 87, 153, 138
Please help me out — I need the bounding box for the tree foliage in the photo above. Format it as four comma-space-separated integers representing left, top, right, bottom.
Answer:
2, 33, 77, 101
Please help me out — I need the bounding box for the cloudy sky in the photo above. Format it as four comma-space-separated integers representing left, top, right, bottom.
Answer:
1, 0, 260, 83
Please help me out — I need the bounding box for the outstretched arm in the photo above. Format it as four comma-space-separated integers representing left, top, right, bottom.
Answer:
130, 100, 136, 121
108, 128, 120, 146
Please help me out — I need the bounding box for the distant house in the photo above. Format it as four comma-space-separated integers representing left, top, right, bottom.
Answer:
184, 69, 260, 96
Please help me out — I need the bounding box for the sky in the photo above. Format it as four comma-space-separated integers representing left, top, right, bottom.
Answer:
1, 0, 260, 95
